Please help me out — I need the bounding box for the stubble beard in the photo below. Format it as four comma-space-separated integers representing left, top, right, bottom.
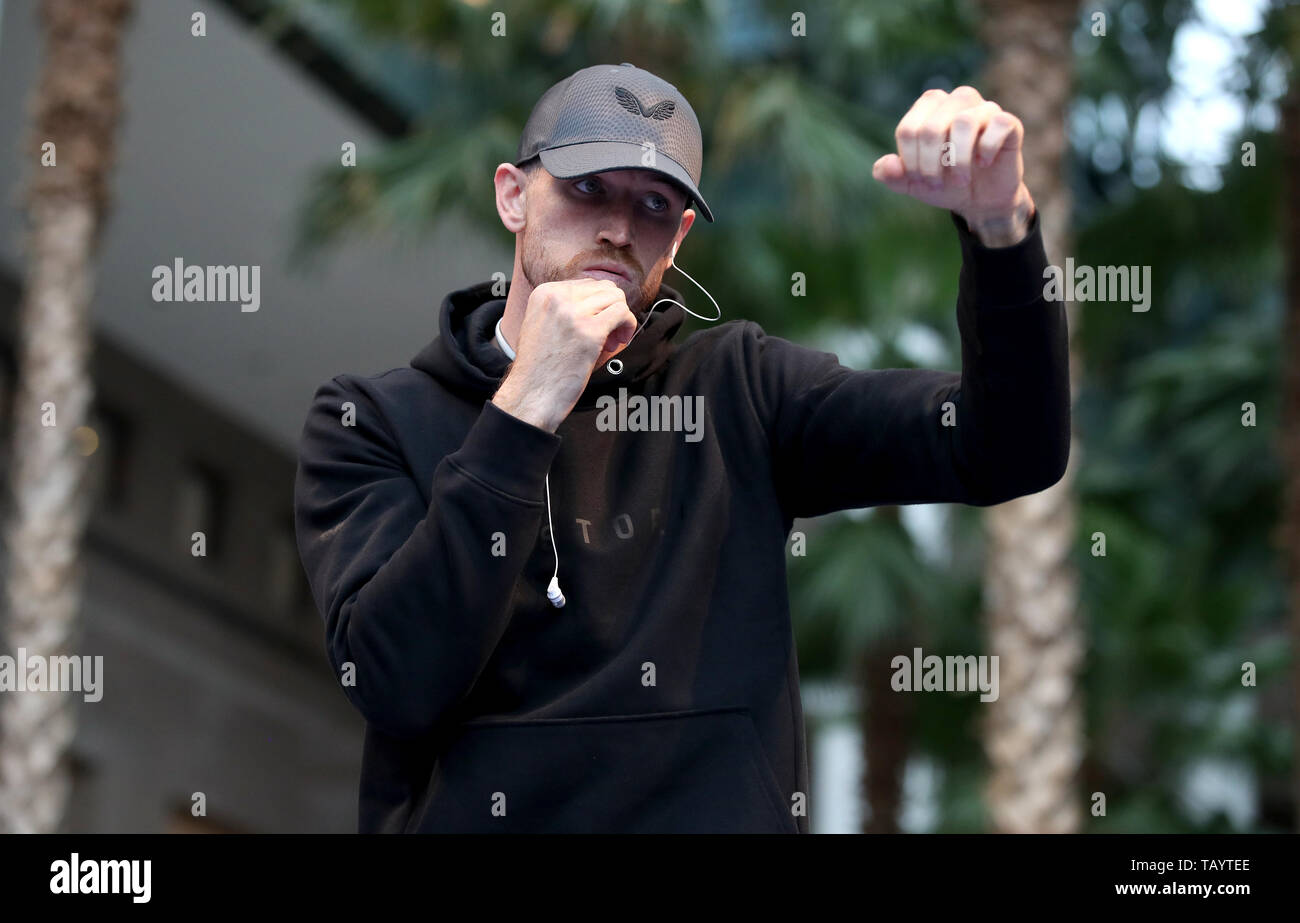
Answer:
520, 225, 662, 320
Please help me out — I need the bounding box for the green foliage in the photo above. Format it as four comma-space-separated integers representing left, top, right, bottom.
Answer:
1069, 0, 1291, 831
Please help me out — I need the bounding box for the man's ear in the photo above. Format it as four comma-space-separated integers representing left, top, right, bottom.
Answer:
495, 163, 528, 233
669, 208, 696, 265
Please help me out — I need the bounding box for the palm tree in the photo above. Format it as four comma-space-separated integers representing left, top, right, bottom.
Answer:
857, 510, 919, 835
1279, 0, 1300, 834
977, 0, 1085, 833
0, 0, 133, 834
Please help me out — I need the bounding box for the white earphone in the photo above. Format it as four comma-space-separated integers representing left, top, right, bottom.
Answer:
604, 241, 721, 376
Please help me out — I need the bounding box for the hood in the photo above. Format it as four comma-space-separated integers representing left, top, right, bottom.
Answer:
411, 278, 688, 409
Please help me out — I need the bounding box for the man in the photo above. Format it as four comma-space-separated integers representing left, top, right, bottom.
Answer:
293, 63, 1068, 833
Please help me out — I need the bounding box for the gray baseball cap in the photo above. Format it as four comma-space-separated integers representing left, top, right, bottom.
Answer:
514, 62, 714, 223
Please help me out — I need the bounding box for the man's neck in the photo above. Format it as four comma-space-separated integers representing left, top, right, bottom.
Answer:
498, 263, 533, 356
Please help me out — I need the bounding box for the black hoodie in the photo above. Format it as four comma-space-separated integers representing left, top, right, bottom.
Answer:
293, 211, 1069, 833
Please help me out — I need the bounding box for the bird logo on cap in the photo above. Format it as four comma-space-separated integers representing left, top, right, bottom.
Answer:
614, 86, 676, 121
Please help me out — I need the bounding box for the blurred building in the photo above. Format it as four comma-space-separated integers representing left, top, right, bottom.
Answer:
0, 0, 509, 833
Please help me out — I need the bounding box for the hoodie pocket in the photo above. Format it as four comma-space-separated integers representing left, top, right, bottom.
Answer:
411, 706, 796, 833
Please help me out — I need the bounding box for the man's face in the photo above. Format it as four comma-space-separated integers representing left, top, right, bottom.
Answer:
517, 166, 695, 315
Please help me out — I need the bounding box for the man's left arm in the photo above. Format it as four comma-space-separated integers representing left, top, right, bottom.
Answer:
751, 86, 1070, 518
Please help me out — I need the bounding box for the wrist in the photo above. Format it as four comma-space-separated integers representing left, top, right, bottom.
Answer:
492, 375, 562, 433
960, 186, 1035, 248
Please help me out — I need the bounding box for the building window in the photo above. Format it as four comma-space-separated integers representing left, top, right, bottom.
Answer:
58, 753, 98, 833
176, 461, 226, 560
267, 515, 305, 615
86, 403, 131, 512
0, 348, 14, 432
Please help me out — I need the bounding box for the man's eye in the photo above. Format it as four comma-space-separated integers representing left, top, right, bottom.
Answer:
646, 194, 669, 212
575, 178, 600, 194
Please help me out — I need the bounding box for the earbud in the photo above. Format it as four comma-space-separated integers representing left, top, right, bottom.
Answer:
547, 576, 566, 608
544, 475, 565, 607
605, 246, 721, 377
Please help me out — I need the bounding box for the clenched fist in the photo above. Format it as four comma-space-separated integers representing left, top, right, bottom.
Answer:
491, 279, 638, 433
872, 85, 1035, 247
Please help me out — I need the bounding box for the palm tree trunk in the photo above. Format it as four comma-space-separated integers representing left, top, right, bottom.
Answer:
1280, 7, 1300, 833
976, 0, 1085, 833
860, 633, 914, 833
857, 505, 916, 833
0, 0, 132, 834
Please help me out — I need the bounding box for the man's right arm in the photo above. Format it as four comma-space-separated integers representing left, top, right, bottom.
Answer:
492, 373, 565, 433
293, 374, 561, 739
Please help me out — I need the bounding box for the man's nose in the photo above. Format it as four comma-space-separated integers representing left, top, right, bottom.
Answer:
596, 205, 635, 249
